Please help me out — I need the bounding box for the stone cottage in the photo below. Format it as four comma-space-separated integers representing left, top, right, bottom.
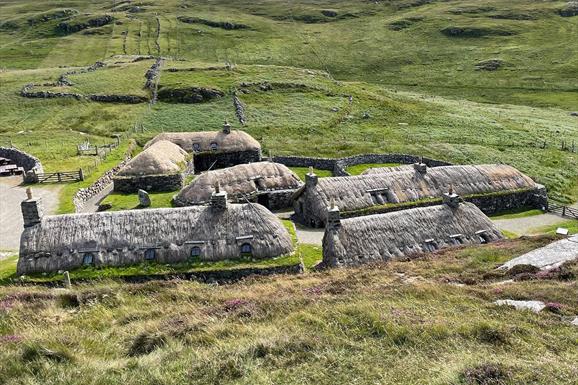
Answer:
113, 140, 189, 193
174, 162, 303, 210
293, 163, 547, 227
322, 193, 504, 267
17, 188, 294, 275
144, 122, 261, 173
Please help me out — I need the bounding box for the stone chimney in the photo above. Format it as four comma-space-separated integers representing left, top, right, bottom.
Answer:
223, 120, 231, 134
326, 199, 341, 229
210, 182, 227, 211
305, 166, 318, 188
442, 184, 460, 209
21, 187, 43, 228
413, 160, 427, 174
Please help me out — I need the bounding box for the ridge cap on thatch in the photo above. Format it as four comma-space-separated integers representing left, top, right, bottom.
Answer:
18, 202, 294, 274
298, 163, 538, 221
144, 130, 261, 153
322, 202, 503, 267
116, 140, 188, 177
174, 161, 303, 205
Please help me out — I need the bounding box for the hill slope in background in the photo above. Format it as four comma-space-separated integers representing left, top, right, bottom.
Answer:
0, 0, 576, 203
1, 0, 577, 107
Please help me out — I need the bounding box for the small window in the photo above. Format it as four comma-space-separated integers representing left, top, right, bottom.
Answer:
210, 142, 218, 151
240, 243, 252, 256
144, 248, 156, 261
424, 240, 438, 252
191, 246, 202, 258
477, 230, 491, 244
82, 253, 94, 266
192, 143, 201, 152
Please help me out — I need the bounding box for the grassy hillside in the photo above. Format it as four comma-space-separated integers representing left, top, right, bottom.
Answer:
1, 0, 577, 108
1, 236, 577, 385
1, 55, 576, 203
0, 0, 576, 204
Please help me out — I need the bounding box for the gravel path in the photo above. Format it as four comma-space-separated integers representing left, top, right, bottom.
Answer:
0, 177, 61, 251
78, 183, 113, 213
492, 213, 571, 236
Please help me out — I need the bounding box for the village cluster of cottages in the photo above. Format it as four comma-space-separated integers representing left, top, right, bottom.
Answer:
17, 123, 548, 275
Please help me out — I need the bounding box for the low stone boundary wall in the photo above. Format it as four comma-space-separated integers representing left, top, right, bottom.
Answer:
73, 140, 136, 212
339, 187, 548, 222
272, 153, 452, 176
334, 154, 452, 176
0, 147, 43, 182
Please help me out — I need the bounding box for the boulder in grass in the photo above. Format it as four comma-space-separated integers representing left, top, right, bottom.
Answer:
559, 2, 578, 17
138, 189, 151, 207
494, 299, 545, 313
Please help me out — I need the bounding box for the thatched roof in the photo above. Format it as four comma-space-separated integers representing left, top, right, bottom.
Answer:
117, 140, 188, 177
297, 164, 538, 222
145, 130, 261, 153
323, 202, 503, 267
174, 162, 303, 205
18, 203, 294, 274
361, 165, 415, 174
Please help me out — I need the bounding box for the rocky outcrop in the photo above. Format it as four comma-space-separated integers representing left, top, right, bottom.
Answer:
157, 87, 224, 103
441, 26, 515, 37
177, 16, 249, 30
388, 17, 424, 31
475, 59, 503, 71
559, 2, 578, 17
56, 15, 113, 34
27, 9, 78, 26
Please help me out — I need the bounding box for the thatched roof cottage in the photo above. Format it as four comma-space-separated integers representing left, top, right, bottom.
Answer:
174, 162, 303, 210
322, 197, 504, 267
17, 189, 293, 275
145, 122, 261, 172
294, 163, 547, 227
113, 140, 189, 193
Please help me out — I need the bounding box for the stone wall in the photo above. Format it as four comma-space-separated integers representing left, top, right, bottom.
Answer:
73, 140, 135, 212
334, 186, 549, 224
467, 185, 549, 215
0, 147, 43, 182
194, 150, 261, 172
271, 153, 452, 176
113, 173, 183, 193
334, 154, 452, 176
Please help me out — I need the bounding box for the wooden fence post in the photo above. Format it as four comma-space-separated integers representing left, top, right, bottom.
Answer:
79, 168, 84, 181
57, 172, 62, 182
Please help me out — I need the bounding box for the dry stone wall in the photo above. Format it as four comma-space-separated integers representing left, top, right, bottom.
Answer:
271, 153, 452, 176
73, 140, 136, 212
0, 147, 43, 182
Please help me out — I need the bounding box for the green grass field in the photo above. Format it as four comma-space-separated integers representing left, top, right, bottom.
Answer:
0, 0, 576, 203
1, 236, 577, 385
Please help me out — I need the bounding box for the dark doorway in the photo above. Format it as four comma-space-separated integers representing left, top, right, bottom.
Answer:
257, 193, 270, 208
